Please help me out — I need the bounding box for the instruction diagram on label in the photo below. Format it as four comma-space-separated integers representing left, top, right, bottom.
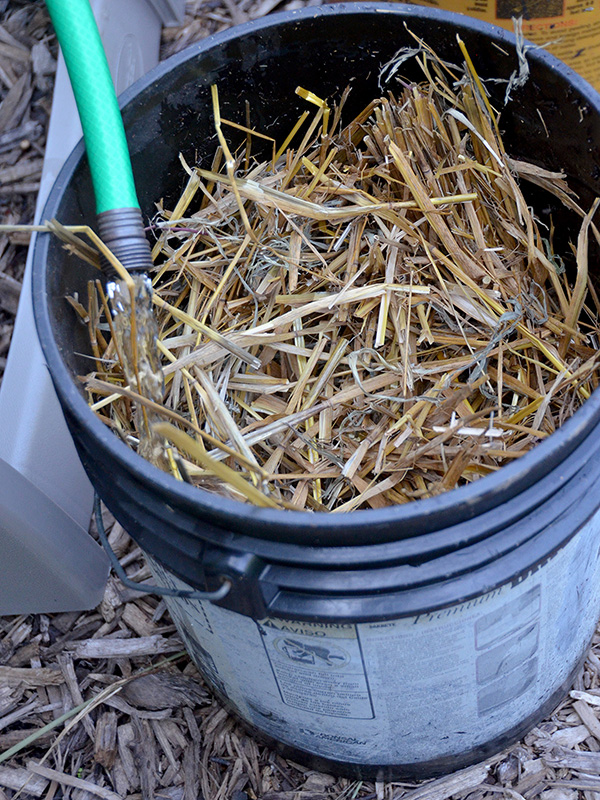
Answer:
258, 619, 374, 719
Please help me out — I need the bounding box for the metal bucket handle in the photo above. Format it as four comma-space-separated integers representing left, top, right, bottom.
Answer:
94, 494, 231, 601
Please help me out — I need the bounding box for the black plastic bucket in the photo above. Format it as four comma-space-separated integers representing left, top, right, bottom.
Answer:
33, 3, 600, 780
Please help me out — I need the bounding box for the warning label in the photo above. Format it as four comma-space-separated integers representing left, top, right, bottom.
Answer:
258, 620, 374, 719
390, 0, 600, 91
148, 511, 600, 766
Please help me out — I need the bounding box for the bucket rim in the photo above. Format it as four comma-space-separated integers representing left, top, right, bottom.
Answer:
115, 1, 598, 109
32, 1, 600, 544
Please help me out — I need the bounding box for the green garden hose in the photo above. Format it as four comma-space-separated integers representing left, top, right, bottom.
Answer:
46, 0, 164, 460
45, 0, 153, 274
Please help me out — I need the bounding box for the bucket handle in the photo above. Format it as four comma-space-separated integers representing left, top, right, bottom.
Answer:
94, 494, 232, 601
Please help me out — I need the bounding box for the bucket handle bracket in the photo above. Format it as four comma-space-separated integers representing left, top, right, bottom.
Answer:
202, 543, 273, 618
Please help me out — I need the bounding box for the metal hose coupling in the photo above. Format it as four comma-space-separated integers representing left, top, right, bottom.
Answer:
97, 207, 153, 275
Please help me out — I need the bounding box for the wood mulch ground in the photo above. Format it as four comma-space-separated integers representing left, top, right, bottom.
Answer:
2, 2, 600, 798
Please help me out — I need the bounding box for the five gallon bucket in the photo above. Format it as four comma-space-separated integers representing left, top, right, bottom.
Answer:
32, 4, 600, 780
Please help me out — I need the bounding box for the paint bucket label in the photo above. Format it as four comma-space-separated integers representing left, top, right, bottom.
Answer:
380, 0, 600, 92
148, 508, 600, 767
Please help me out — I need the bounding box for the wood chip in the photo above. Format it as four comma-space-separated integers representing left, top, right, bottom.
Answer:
0, 157, 43, 184
0, 666, 63, 688
542, 742, 600, 771
120, 671, 207, 710
26, 761, 121, 800
0, 764, 48, 797
70, 635, 180, 659
0, 72, 31, 131
130, 716, 158, 800
94, 711, 118, 769
397, 759, 495, 800
116, 722, 139, 793
573, 698, 600, 742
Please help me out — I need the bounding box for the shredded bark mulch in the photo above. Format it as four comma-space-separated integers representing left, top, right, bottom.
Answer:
3, 2, 600, 799
0, 0, 51, 377
3, 509, 600, 800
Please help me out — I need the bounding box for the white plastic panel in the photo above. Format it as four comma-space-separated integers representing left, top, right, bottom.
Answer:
0, 0, 166, 614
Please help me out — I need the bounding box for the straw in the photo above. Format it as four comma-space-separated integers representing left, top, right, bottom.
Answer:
73, 36, 600, 512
